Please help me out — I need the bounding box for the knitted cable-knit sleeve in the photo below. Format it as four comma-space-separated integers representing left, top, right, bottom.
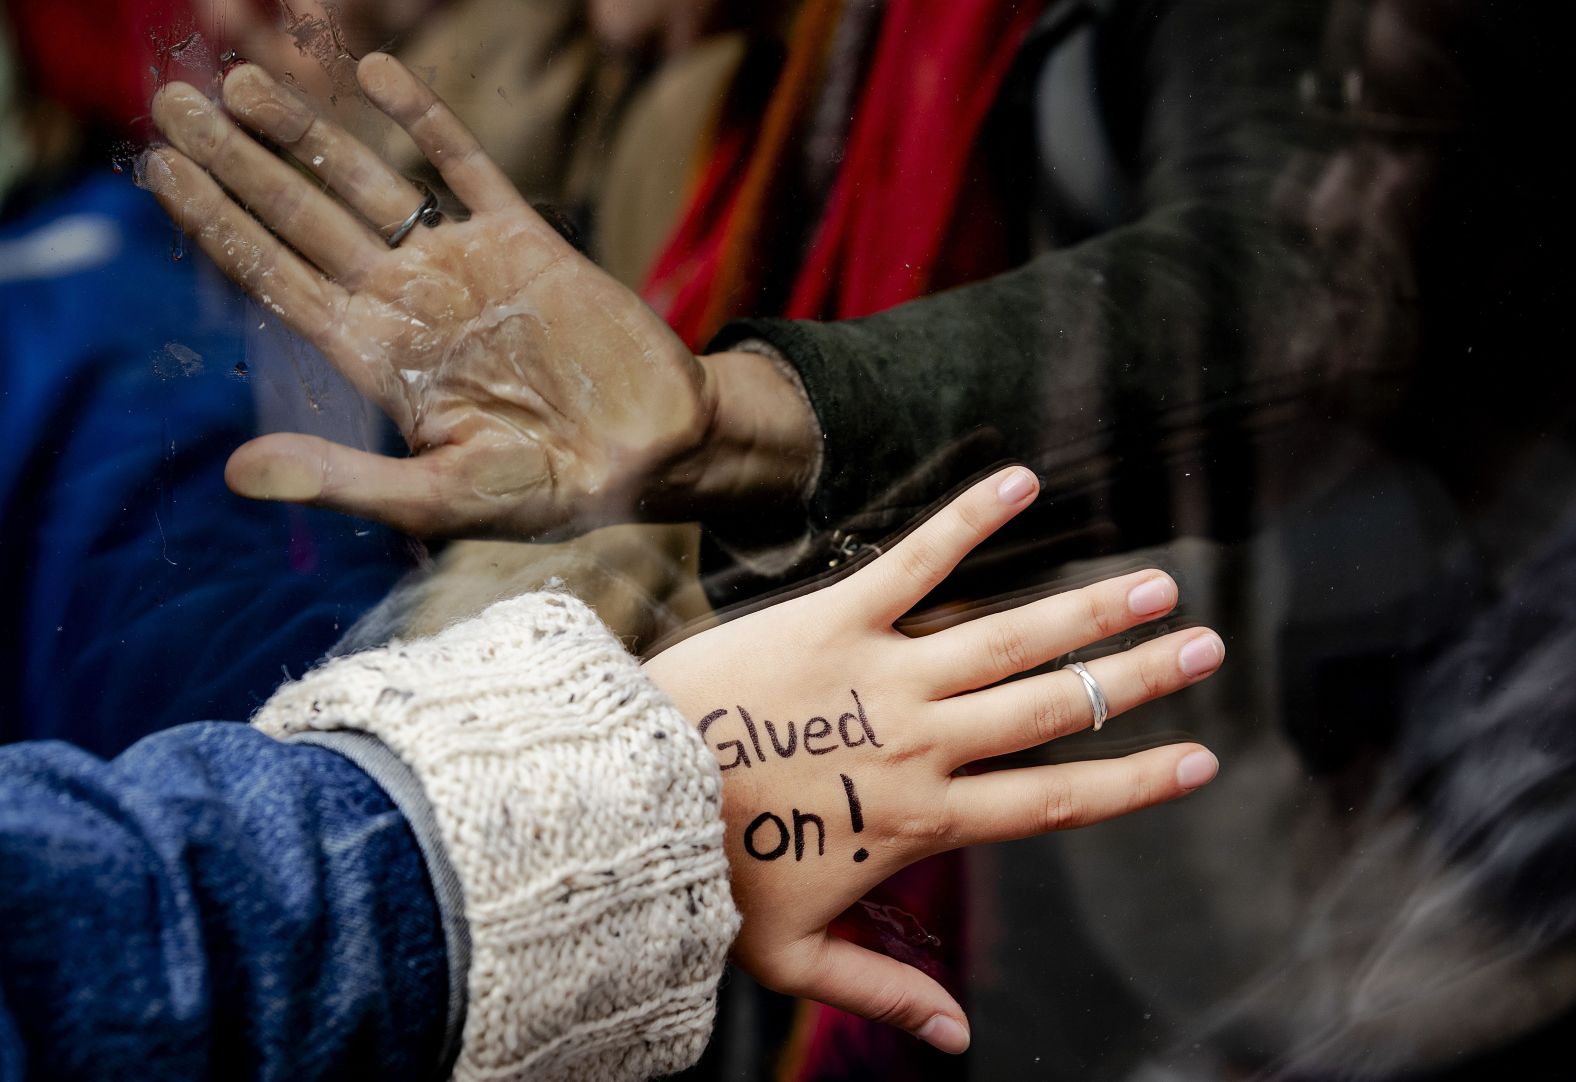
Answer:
253, 592, 739, 1082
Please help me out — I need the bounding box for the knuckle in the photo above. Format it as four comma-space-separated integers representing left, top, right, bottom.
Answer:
414, 96, 446, 135
193, 200, 232, 240
895, 537, 941, 587
1137, 655, 1172, 701
880, 732, 932, 769
454, 138, 487, 174
1038, 776, 1083, 832
1030, 685, 1077, 743
986, 621, 1031, 676
184, 167, 218, 207
1114, 764, 1164, 816
341, 157, 376, 193
277, 104, 320, 148
1081, 588, 1116, 637
1132, 769, 1165, 809
210, 128, 251, 174
900, 794, 957, 851
280, 111, 322, 151
265, 182, 309, 227
952, 494, 994, 538
919, 813, 958, 851
868, 983, 922, 1028
187, 109, 230, 160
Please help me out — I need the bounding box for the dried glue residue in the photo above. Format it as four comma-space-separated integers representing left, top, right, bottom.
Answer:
154, 341, 205, 379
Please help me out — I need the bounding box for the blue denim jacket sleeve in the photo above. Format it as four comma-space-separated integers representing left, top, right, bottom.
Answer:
0, 722, 448, 1081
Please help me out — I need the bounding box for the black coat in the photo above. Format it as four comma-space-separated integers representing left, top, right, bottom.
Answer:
694, 1, 1576, 1077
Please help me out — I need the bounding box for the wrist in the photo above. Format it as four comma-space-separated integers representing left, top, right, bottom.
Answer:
257, 594, 738, 1079
651, 350, 821, 520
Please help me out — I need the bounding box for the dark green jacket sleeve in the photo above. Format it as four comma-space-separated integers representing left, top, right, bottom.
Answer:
713, 0, 1430, 549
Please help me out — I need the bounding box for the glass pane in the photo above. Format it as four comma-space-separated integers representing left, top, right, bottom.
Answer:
3, 1, 1569, 1078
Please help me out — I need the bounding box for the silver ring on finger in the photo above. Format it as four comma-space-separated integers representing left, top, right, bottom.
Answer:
386, 183, 443, 248
1067, 661, 1109, 732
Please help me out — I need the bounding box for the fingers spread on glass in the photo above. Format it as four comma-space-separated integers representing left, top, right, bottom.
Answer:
147, 51, 711, 540
918, 567, 1180, 695
141, 144, 341, 336
946, 743, 1220, 846
224, 433, 467, 536
151, 82, 384, 283
354, 53, 521, 217
785, 935, 970, 1055
219, 63, 426, 239
937, 627, 1224, 767
852, 465, 1041, 623
643, 466, 1223, 1054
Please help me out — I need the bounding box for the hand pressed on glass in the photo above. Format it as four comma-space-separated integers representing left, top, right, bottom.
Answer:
643, 467, 1224, 1054
145, 54, 810, 540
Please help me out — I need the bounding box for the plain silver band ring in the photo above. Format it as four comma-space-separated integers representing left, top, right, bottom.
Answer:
1068, 661, 1109, 732
387, 187, 441, 248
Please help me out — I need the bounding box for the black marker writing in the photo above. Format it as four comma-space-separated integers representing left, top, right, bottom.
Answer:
743, 808, 831, 863
848, 690, 884, 748
737, 705, 767, 763
803, 716, 835, 754
841, 774, 868, 862
744, 811, 790, 861
703, 708, 753, 771
837, 713, 865, 747
763, 717, 797, 757
792, 809, 824, 860
706, 690, 883, 768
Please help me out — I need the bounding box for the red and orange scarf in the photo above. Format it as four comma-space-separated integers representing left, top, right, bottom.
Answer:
643, 0, 1047, 350
644, 3, 1049, 1077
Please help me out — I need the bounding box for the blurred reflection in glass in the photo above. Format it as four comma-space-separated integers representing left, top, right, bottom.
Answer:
3, 0, 1573, 1079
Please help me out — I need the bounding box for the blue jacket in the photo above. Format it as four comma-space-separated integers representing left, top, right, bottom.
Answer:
0, 171, 412, 756
0, 722, 453, 1081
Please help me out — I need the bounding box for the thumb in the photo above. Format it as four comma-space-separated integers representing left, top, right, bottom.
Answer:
226, 432, 460, 537
790, 934, 971, 1055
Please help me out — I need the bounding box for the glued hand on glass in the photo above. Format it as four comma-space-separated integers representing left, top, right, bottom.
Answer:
146, 54, 806, 540
642, 467, 1225, 1055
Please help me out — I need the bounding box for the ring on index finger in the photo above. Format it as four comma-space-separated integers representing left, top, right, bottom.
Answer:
1067, 661, 1109, 732
386, 181, 443, 248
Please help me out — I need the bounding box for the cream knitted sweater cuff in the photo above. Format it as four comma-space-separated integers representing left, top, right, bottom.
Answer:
253, 592, 739, 1082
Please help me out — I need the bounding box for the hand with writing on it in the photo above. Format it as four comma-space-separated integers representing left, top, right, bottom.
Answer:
643, 467, 1226, 1055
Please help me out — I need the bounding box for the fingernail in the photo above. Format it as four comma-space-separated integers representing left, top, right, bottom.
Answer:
1127, 576, 1176, 616
1176, 749, 1219, 790
996, 468, 1036, 505
917, 1015, 971, 1054
1178, 631, 1224, 677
